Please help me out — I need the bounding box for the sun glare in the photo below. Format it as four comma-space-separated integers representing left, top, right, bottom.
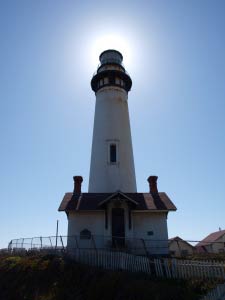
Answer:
90, 34, 132, 67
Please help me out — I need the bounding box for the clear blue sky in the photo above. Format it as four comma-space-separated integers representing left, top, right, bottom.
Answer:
0, 0, 225, 248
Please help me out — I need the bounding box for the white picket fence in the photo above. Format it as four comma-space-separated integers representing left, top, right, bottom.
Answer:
168, 259, 225, 280
201, 283, 225, 300
70, 250, 225, 300
71, 249, 152, 274
70, 249, 225, 280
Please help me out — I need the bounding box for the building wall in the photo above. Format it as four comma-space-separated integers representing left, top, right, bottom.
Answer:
67, 207, 169, 255
67, 211, 105, 250
169, 240, 194, 257
132, 212, 169, 255
205, 234, 225, 253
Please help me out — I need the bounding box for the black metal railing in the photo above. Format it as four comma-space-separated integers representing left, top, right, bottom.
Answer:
7, 235, 225, 257
8, 235, 169, 255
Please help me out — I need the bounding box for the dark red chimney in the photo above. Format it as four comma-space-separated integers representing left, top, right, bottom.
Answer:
147, 176, 158, 194
73, 176, 83, 194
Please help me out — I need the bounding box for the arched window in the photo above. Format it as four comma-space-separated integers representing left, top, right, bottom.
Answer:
80, 229, 91, 240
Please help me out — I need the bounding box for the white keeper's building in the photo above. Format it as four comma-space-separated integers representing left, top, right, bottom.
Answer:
59, 50, 176, 255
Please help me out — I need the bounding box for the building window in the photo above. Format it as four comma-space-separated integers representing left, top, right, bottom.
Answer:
181, 250, 188, 256
115, 77, 124, 87
147, 231, 154, 236
80, 229, 91, 240
115, 77, 120, 85
107, 140, 119, 164
110, 144, 117, 163
104, 77, 109, 84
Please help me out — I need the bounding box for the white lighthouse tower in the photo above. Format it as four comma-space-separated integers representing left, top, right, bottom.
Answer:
89, 50, 137, 193
59, 49, 176, 255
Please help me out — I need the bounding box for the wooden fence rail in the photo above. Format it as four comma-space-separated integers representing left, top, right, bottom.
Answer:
69, 249, 225, 281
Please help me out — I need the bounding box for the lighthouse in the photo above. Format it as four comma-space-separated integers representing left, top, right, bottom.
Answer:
89, 50, 136, 193
59, 49, 176, 255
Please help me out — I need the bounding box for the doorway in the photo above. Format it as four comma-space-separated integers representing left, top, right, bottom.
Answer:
111, 208, 125, 247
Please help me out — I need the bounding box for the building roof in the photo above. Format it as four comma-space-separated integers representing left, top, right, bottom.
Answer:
169, 236, 195, 248
196, 230, 225, 247
169, 236, 184, 242
58, 192, 177, 212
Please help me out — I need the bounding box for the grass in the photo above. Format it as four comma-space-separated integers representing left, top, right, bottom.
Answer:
0, 253, 221, 300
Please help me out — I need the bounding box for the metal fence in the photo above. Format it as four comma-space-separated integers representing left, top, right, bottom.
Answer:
8, 235, 170, 256
8, 235, 225, 257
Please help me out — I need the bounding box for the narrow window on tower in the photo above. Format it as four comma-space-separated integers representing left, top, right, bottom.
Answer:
107, 140, 119, 165
110, 144, 117, 163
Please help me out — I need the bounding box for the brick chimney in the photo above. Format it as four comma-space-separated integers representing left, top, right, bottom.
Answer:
147, 176, 158, 194
73, 176, 83, 194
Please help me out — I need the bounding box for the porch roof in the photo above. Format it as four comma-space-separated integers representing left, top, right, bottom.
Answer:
58, 192, 176, 212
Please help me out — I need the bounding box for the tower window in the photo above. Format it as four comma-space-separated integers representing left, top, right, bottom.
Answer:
115, 77, 120, 85
104, 77, 109, 84
110, 144, 117, 163
107, 140, 119, 164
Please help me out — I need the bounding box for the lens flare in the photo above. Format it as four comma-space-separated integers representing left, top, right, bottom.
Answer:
90, 34, 132, 67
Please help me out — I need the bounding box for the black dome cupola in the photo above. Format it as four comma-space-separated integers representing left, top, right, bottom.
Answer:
91, 49, 132, 93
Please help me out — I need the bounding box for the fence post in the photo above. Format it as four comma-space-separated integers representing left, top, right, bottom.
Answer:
21, 238, 24, 249
74, 235, 79, 249
8, 240, 12, 252
49, 236, 53, 248
141, 239, 148, 256
60, 236, 65, 252
91, 235, 97, 252
40, 237, 42, 249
